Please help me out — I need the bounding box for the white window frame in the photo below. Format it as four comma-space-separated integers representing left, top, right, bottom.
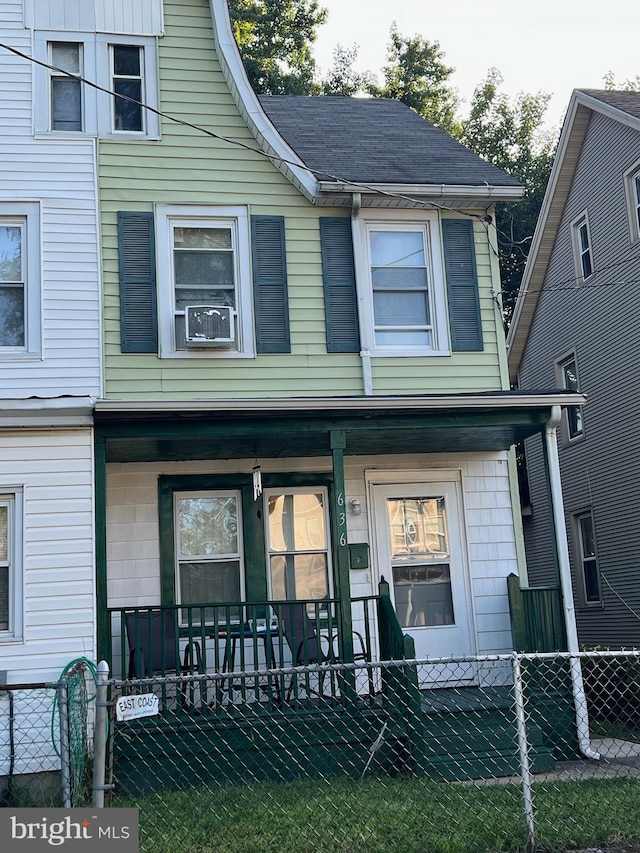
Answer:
0, 203, 41, 360
556, 350, 584, 442
0, 489, 24, 642
173, 489, 246, 625
352, 210, 450, 357
156, 204, 255, 359
264, 486, 334, 604
571, 212, 594, 282
624, 159, 640, 243
574, 509, 601, 606
33, 32, 159, 139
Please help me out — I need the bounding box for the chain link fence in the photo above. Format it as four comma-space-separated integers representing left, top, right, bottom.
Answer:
100, 651, 640, 852
0, 661, 96, 808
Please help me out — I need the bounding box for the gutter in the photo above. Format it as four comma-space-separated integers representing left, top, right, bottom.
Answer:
544, 405, 599, 761
318, 181, 524, 201
0, 396, 95, 428
94, 392, 585, 417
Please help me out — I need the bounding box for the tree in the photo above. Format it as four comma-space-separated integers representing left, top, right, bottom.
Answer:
604, 70, 640, 91
228, 0, 327, 95
320, 44, 373, 97
365, 25, 461, 136
460, 70, 556, 323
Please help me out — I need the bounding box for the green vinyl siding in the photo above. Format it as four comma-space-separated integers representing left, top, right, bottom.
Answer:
98, 0, 506, 400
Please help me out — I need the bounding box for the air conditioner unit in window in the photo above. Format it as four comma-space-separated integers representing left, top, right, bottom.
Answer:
185, 305, 235, 347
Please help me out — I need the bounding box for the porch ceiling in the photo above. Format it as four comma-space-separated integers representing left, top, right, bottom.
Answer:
95, 392, 582, 463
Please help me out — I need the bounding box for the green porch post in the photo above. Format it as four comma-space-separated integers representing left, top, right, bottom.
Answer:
330, 430, 354, 665
95, 432, 110, 664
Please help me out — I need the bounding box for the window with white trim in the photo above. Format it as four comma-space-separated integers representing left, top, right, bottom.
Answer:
34, 33, 158, 138
174, 491, 244, 625
557, 353, 583, 440
575, 510, 600, 604
111, 44, 144, 133
572, 213, 593, 281
265, 487, 332, 605
0, 491, 23, 639
624, 163, 640, 241
157, 205, 254, 358
0, 204, 41, 357
50, 42, 83, 131
354, 213, 449, 356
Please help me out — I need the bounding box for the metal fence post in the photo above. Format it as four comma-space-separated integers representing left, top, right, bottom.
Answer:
57, 679, 71, 808
92, 660, 110, 808
512, 652, 535, 852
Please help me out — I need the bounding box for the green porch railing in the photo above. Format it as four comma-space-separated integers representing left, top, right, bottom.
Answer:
507, 573, 567, 653
107, 596, 379, 699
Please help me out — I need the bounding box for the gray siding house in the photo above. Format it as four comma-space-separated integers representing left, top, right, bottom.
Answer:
507, 90, 640, 648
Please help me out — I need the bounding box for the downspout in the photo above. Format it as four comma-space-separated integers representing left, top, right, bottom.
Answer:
351, 193, 373, 396
545, 406, 599, 760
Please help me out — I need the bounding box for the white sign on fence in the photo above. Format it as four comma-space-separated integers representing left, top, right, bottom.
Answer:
115, 693, 159, 722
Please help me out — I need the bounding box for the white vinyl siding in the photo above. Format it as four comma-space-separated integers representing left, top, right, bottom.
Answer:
0, 8, 101, 398
0, 429, 95, 681
24, 0, 165, 35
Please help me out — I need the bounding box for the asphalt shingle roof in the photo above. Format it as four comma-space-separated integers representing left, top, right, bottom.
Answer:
579, 89, 640, 120
258, 96, 521, 188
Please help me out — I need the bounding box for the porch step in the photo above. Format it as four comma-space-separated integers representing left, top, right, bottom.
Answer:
415, 687, 557, 780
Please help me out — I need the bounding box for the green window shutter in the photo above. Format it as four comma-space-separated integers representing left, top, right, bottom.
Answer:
118, 211, 158, 353
251, 215, 290, 353
443, 218, 483, 352
320, 217, 360, 353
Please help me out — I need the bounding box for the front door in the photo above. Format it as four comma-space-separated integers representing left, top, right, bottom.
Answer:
372, 480, 475, 668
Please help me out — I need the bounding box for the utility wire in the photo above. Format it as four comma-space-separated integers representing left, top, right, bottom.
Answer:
0, 39, 502, 231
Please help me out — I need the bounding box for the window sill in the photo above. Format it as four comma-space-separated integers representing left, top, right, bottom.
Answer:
0, 351, 42, 362
160, 349, 255, 360
371, 348, 451, 358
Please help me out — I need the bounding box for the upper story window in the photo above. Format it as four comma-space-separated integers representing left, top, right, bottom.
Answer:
157, 205, 254, 359
111, 44, 144, 133
624, 162, 640, 242
34, 33, 159, 139
571, 213, 593, 281
0, 490, 23, 639
557, 352, 583, 441
50, 42, 82, 131
0, 204, 41, 359
353, 212, 450, 356
575, 510, 600, 605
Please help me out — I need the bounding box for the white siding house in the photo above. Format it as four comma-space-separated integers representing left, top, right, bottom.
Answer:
0, 0, 100, 690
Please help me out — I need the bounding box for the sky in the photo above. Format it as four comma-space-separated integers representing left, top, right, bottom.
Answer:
313, 0, 640, 135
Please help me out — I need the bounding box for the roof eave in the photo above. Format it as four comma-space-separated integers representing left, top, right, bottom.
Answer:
209, 0, 319, 202
317, 181, 524, 201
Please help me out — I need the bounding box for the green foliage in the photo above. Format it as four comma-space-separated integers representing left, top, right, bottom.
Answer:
604, 70, 640, 91
365, 26, 461, 136
460, 70, 556, 324
228, 0, 327, 95
320, 45, 373, 97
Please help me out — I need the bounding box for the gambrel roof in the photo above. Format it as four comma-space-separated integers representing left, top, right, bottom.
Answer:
507, 89, 640, 381
209, 0, 522, 207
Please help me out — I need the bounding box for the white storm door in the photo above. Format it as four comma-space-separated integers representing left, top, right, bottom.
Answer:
373, 481, 474, 662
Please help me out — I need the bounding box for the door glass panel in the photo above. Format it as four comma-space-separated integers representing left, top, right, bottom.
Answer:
386, 497, 454, 628
392, 564, 454, 627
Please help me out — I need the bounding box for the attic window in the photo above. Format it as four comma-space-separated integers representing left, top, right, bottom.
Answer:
571, 213, 593, 281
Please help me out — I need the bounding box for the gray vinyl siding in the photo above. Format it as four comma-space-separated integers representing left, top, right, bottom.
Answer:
518, 110, 640, 647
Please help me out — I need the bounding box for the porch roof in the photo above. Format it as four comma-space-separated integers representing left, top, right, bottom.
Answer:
94, 391, 583, 463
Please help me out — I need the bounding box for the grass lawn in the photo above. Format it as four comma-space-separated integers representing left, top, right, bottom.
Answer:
117, 775, 640, 853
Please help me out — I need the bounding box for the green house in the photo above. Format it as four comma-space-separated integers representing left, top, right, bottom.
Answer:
91, 0, 584, 786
